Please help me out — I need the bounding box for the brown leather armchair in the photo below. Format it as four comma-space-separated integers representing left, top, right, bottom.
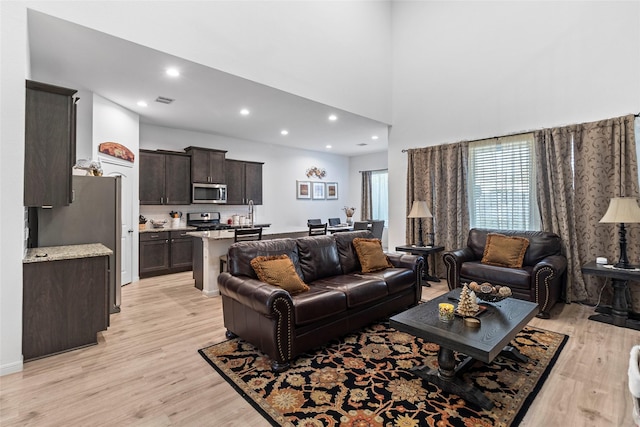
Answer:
443, 228, 566, 319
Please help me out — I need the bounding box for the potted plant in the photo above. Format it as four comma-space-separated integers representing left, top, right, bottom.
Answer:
343, 207, 356, 225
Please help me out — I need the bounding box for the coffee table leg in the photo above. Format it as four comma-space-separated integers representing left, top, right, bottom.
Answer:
501, 345, 528, 363
411, 347, 494, 410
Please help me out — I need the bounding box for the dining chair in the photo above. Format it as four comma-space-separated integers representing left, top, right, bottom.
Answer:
369, 220, 384, 239
220, 227, 263, 272
328, 217, 341, 226
308, 223, 328, 236
353, 221, 369, 231
307, 218, 322, 226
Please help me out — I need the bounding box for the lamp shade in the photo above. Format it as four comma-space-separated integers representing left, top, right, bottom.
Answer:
599, 197, 640, 224
408, 201, 432, 219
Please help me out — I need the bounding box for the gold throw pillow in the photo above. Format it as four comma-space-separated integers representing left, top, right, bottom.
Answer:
250, 255, 310, 295
481, 233, 530, 268
352, 238, 393, 273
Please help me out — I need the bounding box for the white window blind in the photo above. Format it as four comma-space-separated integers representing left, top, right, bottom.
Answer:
468, 133, 541, 230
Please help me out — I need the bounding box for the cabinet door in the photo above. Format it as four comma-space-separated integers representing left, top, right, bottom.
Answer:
139, 152, 166, 204
23, 256, 108, 361
170, 232, 193, 270
208, 151, 226, 183
139, 233, 170, 276
24, 81, 77, 207
190, 148, 211, 183
245, 162, 263, 205
164, 154, 191, 204
225, 159, 245, 204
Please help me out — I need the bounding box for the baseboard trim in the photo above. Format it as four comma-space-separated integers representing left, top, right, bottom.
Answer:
1, 358, 23, 376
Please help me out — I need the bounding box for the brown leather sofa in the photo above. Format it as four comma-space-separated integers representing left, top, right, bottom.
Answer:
217, 230, 424, 371
442, 228, 567, 319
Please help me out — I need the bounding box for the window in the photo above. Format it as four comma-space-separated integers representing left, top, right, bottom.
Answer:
468, 133, 540, 230
371, 170, 388, 226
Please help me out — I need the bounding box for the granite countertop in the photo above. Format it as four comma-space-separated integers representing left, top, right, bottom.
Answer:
187, 226, 308, 240
24, 243, 113, 263
139, 224, 197, 233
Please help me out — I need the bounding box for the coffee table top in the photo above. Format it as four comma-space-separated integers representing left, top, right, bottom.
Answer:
390, 289, 539, 363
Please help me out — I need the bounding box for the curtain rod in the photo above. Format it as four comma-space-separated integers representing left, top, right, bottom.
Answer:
358, 168, 388, 173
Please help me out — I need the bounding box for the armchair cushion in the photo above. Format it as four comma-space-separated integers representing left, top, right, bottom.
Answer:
250, 255, 310, 295
481, 233, 530, 268
352, 238, 393, 273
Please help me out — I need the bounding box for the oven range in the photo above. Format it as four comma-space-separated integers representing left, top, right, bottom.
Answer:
186, 212, 232, 231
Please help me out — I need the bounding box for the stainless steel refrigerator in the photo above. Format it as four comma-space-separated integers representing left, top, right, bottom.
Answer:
37, 175, 122, 313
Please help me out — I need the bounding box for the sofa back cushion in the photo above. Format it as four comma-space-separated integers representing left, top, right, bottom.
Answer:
468, 228, 562, 266
334, 230, 375, 273
228, 238, 303, 279
296, 235, 342, 282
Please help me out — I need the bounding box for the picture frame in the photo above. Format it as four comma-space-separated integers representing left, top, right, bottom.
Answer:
326, 182, 338, 199
312, 182, 326, 200
296, 181, 311, 199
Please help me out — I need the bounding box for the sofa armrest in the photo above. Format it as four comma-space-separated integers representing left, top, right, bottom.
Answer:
218, 272, 293, 318
531, 255, 567, 317
443, 247, 476, 290
387, 253, 424, 302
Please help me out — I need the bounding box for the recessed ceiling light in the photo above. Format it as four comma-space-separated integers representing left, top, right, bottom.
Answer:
240, 108, 250, 116
328, 114, 337, 121
281, 130, 289, 135
166, 68, 180, 77
326, 145, 332, 149
137, 101, 148, 107
371, 135, 379, 140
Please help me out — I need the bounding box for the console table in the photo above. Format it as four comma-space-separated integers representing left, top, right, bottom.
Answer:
581, 261, 640, 331
395, 245, 444, 286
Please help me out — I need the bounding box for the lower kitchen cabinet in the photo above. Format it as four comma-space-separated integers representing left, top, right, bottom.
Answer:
23, 250, 109, 361
139, 231, 193, 278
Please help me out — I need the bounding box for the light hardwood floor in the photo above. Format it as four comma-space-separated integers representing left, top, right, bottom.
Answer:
1, 272, 638, 426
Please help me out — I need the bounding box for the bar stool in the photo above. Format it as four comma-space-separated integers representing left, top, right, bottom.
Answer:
219, 227, 263, 273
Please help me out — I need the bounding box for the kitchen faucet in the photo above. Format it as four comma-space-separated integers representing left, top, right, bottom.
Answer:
248, 199, 254, 228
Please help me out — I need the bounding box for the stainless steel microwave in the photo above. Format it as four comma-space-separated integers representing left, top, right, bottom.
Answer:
192, 183, 227, 204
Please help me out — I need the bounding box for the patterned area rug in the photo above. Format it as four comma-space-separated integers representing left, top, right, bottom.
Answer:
199, 322, 567, 427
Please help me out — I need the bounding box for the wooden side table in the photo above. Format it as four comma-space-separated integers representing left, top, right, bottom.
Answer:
581, 261, 640, 331
395, 245, 444, 287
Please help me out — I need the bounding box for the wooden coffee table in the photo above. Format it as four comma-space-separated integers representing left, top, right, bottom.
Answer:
390, 288, 539, 410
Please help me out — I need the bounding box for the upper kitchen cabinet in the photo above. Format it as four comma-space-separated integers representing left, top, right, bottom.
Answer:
225, 159, 263, 205
185, 147, 226, 184
139, 150, 191, 205
24, 80, 78, 207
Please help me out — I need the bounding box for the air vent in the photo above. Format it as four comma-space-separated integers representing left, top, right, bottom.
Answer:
155, 96, 175, 104
357, 143, 368, 146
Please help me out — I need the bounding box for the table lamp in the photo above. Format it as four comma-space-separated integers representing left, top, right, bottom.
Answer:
599, 197, 640, 269
408, 201, 432, 247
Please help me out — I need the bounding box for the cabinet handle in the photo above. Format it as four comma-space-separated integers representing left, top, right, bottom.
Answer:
171, 239, 175, 242
72, 190, 75, 202
161, 197, 164, 204
165, 240, 169, 243
166, 197, 169, 203
151, 234, 159, 238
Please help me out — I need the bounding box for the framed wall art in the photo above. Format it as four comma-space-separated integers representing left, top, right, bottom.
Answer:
297, 181, 311, 199
312, 182, 326, 200
326, 182, 338, 199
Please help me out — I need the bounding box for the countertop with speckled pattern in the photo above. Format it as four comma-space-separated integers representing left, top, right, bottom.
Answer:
24, 243, 112, 263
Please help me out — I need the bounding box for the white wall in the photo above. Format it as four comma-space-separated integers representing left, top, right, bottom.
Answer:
388, 1, 640, 249
23, 1, 392, 124
139, 124, 355, 227
0, 2, 29, 376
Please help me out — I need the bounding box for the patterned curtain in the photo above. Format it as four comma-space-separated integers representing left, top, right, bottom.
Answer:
361, 171, 372, 221
406, 142, 469, 277
535, 114, 638, 308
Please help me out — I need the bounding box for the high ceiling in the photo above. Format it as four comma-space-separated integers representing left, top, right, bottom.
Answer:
27, 10, 389, 157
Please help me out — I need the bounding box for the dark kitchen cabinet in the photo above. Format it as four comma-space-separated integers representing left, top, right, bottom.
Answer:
225, 159, 263, 205
185, 147, 226, 184
139, 231, 193, 277
139, 150, 191, 205
23, 254, 109, 361
24, 80, 77, 207
170, 230, 193, 270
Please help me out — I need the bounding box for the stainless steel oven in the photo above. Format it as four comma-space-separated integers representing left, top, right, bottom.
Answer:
192, 183, 227, 204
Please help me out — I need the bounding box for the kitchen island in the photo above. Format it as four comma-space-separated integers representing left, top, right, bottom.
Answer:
188, 226, 309, 296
